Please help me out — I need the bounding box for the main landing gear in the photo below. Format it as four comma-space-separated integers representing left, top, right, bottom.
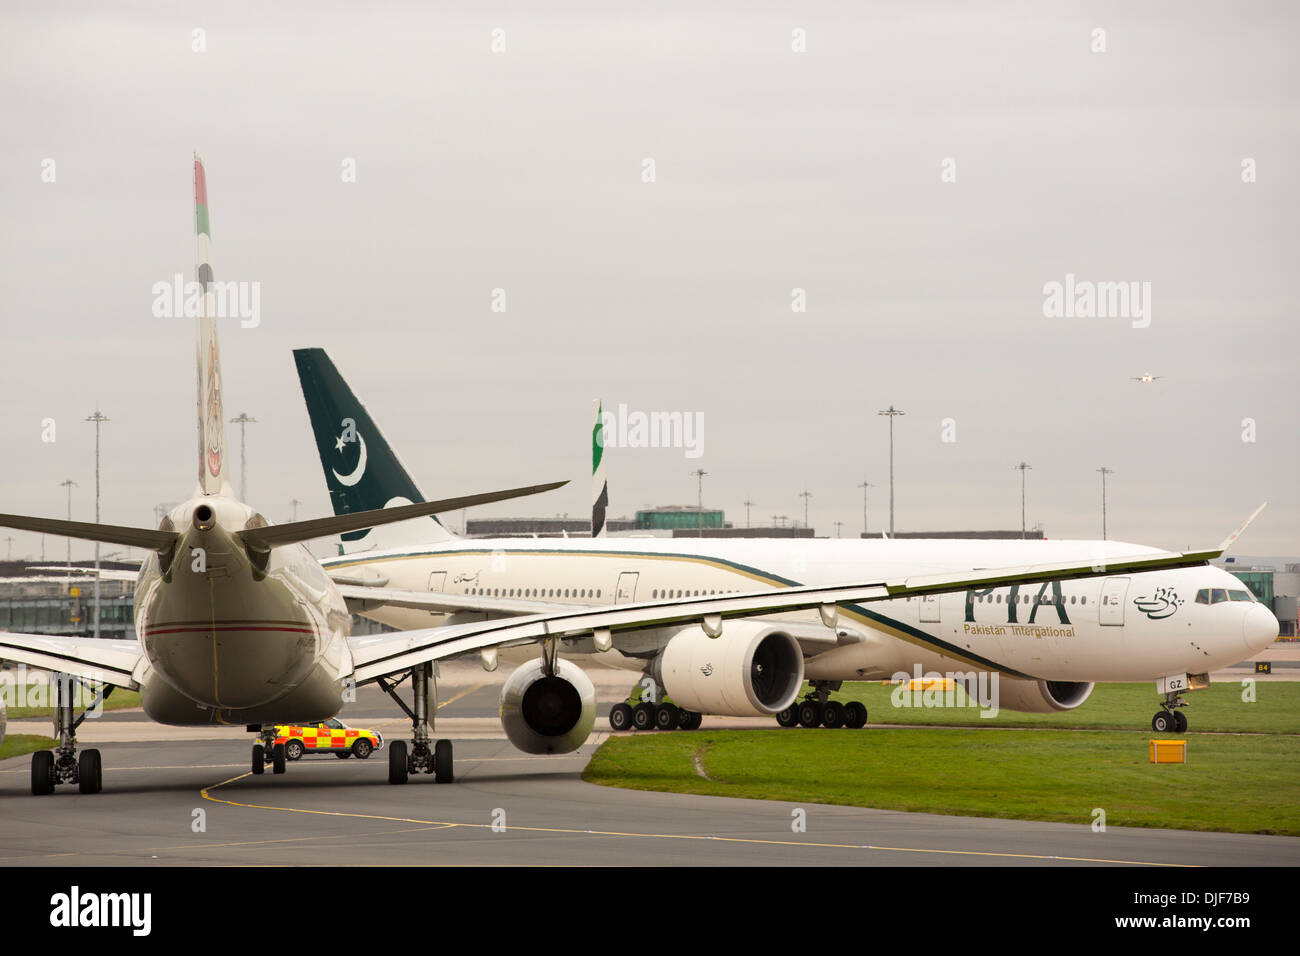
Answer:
249, 727, 287, 776
776, 681, 868, 730
377, 662, 453, 785
30, 673, 112, 796
609, 700, 704, 732
1151, 689, 1189, 734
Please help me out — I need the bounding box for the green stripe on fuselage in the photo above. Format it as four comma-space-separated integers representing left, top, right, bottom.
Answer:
325, 546, 1033, 679
195, 202, 210, 238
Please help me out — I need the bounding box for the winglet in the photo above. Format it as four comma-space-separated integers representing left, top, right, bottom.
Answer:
1218, 502, 1267, 554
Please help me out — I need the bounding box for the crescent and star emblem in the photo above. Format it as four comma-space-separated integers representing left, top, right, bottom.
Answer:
332, 431, 367, 487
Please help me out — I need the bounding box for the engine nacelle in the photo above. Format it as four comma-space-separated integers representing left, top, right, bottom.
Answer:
499, 657, 597, 755
997, 678, 1094, 713
655, 622, 804, 717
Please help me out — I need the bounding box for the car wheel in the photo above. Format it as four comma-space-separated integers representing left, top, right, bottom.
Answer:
285, 740, 305, 761
352, 738, 373, 760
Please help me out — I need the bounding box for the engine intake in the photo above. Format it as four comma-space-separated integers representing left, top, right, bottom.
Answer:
655, 622, 804, 717
499, 658, 596, 755
997, 678, 1094, 713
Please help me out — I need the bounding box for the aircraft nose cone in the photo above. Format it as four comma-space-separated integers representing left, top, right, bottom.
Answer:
1242, 603, 1279, 654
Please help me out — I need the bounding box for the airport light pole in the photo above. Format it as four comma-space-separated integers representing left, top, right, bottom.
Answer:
1097, 467, 1114, 540
1014, 461, 1032, 540
856, 479, 871, 536
690, 469, 708, 537
799, 488, 812, 530
834, 520, 843, 538
877, 406, 905, 535
86, 407, 109, 638
229, 412, 257, 502
60, 479, 76, 569
4, 536, 12, 561
743, 497, 754, 529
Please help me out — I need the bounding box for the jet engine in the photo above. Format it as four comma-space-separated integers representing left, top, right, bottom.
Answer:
499, 657, 597, 755
997, 678, 1094, 713
654, 621, 804, 717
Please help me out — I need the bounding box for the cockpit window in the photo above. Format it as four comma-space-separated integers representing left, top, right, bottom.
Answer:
1195, 589, 1210, 605
1228, 589, 1253, 602
1210, 589, 1229, 604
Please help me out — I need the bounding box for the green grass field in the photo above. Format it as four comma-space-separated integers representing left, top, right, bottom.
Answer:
826, 679, 1300, 734
585, 681, 1300, 836
0, 734, 58, 761
2, 684, 140, 719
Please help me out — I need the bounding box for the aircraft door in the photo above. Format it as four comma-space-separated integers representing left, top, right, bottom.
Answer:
615, 572, 639, 604
1099, 577, 1129, 625
919, 593, 940, 623
427, 571, 447, 593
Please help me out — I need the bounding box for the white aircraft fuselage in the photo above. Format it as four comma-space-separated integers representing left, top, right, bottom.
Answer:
133, 495, 351, 725
323, 536, 1277, 685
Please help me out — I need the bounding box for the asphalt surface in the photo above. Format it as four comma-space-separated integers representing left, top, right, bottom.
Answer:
3, 676, 1300, 866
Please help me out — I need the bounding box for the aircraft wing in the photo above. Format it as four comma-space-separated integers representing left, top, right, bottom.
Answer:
0, 633, 142, 688
347, 542, 1221, 683
336, 583, 582, 618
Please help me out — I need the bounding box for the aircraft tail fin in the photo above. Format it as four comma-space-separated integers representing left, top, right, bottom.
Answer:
293, 347, 457, 552
592, 399, 608, 538
194, 155, 230, 496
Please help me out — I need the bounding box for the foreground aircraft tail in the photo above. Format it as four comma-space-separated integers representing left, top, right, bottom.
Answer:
194, 155, 230, 497
294, 347, 456, 552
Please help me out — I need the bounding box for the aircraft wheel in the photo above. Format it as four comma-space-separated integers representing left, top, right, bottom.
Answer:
775, 706, 799, 727
271, 743, 287, 775
434, 739, 454, 784
284, 740, 305, 761
678, 710, 703, 731
609, 703, 633, 731
77, 749, 103, 794
1172, 711, 1188, 734
821, 701, 845, 729
251, 744, 265, 775
352, 739, 373, 760
654, 703, 680, 731
1151, 711, 1174, 733
632, 702, 656, 731
31, 751, 55, 796
797, 701, 823, 728
388, 740, 409, 784
843, 701, 868, 729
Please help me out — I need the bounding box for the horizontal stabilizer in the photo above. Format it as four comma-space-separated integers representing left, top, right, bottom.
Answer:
0, 513, 177, 552
236, 480, 568, 550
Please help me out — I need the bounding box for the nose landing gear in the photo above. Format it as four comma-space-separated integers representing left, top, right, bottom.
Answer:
1151, 690, 1189, 733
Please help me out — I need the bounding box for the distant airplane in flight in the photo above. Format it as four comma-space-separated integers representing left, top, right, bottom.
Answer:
1132, 372, 1163, 384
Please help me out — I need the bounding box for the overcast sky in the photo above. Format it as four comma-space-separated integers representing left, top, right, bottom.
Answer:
1, 2, 1296, 562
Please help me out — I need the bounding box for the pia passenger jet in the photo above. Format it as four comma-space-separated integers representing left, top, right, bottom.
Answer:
291, 350, 1279, 744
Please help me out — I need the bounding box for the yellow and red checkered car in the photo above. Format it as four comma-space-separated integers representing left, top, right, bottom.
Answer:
273, 718, 382, 759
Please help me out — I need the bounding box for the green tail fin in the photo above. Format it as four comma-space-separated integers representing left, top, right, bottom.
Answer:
293, 348, 455, 549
